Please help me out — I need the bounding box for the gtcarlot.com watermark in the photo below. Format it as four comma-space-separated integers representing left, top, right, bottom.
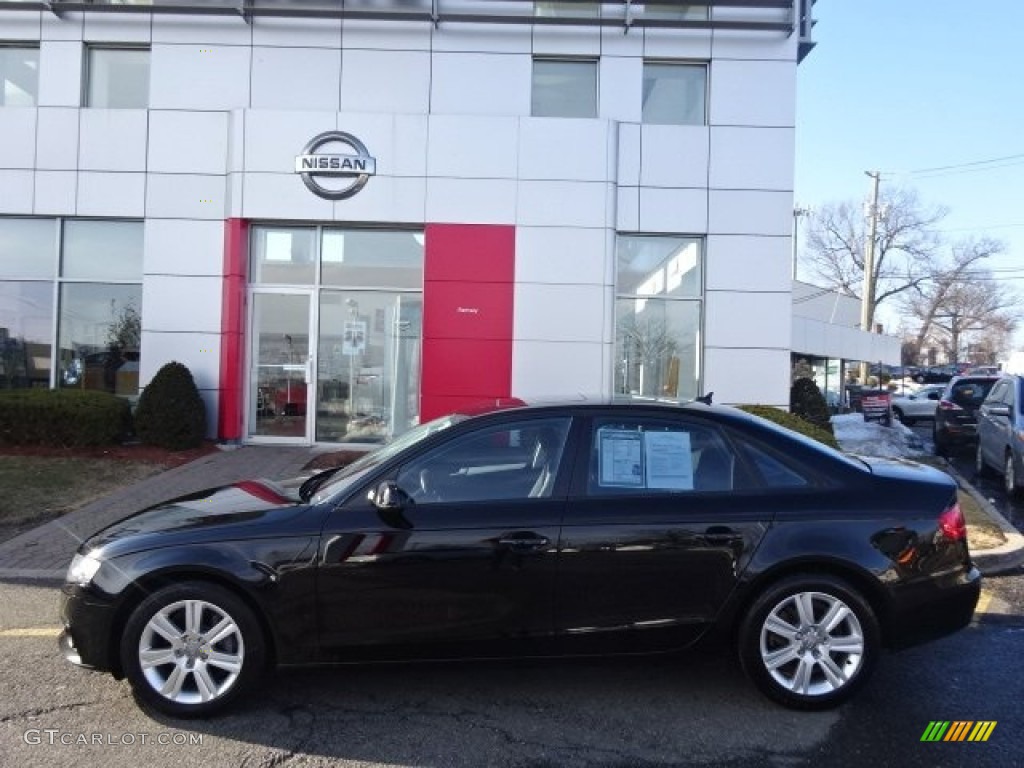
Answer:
24, 729, 203, 747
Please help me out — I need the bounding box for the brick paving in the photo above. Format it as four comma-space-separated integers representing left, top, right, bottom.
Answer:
0, 445, 320, 580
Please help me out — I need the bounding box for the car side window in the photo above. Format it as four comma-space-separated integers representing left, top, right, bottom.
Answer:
586, 418, 745, 495
737, 441, 812, 488
395, 417, 571, 504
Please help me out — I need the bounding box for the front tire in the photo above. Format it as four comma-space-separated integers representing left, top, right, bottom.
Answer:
1006, 452, 1023, 499
120, 582, 266, 717
892, 407, 914, 426
738, 575, 880, 710
975, 443, 994, 478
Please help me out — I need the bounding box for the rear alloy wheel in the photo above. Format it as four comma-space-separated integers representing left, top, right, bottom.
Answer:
1006, 452, 1023, 499
120, 582, 265, 717
738, 575, 879, 710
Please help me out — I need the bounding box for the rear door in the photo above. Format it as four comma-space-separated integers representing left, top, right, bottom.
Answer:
553, 412, 772, 653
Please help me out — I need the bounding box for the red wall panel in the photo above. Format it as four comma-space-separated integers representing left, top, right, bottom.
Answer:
421, 224, 515, 421
218, 218, 248, 441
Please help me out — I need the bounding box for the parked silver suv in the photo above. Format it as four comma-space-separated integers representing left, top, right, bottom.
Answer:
976, 375, 1024, 498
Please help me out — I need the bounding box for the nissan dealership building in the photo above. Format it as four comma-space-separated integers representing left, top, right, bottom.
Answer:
0, 0, 867, 446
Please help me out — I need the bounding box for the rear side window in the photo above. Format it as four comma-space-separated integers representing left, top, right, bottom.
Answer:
737, 441, 812, 489
949, 379, 997, 408
586, 418, 752, 494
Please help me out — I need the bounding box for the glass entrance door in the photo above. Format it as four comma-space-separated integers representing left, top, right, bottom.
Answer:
315, 291, 422, 444
248, 292, 312, 441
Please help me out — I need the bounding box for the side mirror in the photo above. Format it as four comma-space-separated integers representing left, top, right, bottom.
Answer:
371, 481, 407, 510
985, 403, 1011, 418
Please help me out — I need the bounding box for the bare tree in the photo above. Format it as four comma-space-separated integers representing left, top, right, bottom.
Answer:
802, 187, 947, 328
903, 253, 1020, 364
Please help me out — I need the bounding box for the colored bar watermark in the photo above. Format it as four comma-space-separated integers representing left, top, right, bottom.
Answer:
921, 721, 997, 742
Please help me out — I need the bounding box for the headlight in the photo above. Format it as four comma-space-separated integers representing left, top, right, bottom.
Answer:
66, 553, 102, 586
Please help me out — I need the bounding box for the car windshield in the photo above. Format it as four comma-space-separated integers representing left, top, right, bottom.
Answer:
310, 414, 468, 503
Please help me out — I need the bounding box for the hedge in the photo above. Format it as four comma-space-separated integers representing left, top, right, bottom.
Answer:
738, 404, 841, 450
0, 389, 132, 447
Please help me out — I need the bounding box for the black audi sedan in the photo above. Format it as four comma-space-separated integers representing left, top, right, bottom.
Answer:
60, 400, 980, 717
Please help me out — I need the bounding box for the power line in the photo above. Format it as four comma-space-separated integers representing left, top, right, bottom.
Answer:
905, 153, 1024, 175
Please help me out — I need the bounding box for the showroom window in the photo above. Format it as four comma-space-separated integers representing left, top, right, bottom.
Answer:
642, 62, 707, 125
531, 58, 598, 118
614, 235, 702, 401
85, 47, 150, 108
0, 217, 143, 395
0, 45, 39, 107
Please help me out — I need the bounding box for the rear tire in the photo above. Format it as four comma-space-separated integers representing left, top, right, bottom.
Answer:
120, 581, 266, 718
893, 408, 914, 426
738, 575, 880, 710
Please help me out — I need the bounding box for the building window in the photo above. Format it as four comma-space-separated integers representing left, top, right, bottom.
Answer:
535, 2, 600, 18
85, 47, 150, 108
531, 58, 598, 118
642, 62, 706, 125
0, 217, 143, 395
614, 235, 703, 401
0, 46, 39, 107
640, 3, 709, 21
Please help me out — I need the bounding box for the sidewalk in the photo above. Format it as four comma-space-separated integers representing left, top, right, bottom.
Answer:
944, 462, 1024, 576
0, 442, 1021, 582
0, 445, 321, 581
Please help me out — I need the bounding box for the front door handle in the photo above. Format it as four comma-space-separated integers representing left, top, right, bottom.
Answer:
497, 532, 550, 551
703, 526, 742, 545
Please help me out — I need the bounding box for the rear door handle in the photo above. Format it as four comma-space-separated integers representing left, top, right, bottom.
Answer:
497, 532, 550, 551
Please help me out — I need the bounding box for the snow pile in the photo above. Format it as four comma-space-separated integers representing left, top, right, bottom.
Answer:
830, 413, 929, 459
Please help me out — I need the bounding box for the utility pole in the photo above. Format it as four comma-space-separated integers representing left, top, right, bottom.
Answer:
859, 171, 881, 384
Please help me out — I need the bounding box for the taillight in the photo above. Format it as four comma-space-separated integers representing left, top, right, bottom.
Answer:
938, 399, 962, 411
938, 503, 967, 541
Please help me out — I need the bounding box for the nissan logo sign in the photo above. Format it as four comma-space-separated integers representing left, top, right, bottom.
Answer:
295, 131, 376, 200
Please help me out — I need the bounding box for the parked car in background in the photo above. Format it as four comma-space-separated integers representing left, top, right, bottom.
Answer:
891, 384, 944, 425
933, 375, 1001, 453
914, 365, 959, 384
60, 400, 980, 717
964, 366, 1001, 377
976, 374, 1024, 497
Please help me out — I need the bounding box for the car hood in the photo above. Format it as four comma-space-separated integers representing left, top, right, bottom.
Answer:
83, 479, 318, 558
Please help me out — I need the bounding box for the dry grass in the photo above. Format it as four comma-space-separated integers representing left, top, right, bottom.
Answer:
0, 456, 165, 541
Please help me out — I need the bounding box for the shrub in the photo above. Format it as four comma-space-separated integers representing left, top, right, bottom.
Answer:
789, 377, 833, 434
0, 389, 131, 447
134, 362, 207, 450
738, 404, 840, 450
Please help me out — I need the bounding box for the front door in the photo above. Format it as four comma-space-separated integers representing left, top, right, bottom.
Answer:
316, 415, 573, 660
248, 291, 313, 442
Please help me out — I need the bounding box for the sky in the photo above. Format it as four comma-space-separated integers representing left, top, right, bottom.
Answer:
794, 0, 1024, 354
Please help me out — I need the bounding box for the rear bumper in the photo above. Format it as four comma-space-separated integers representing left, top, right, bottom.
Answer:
886, 566, 981, 649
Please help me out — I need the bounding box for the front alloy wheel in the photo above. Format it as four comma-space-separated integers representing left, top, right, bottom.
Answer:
739, 575, 879, 710
121, 582, 265, 717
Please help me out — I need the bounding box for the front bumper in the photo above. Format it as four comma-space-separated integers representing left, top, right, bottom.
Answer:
58, 584, 118, 674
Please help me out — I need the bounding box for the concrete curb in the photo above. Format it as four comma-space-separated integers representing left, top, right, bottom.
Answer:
944, 463, 1024, 576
